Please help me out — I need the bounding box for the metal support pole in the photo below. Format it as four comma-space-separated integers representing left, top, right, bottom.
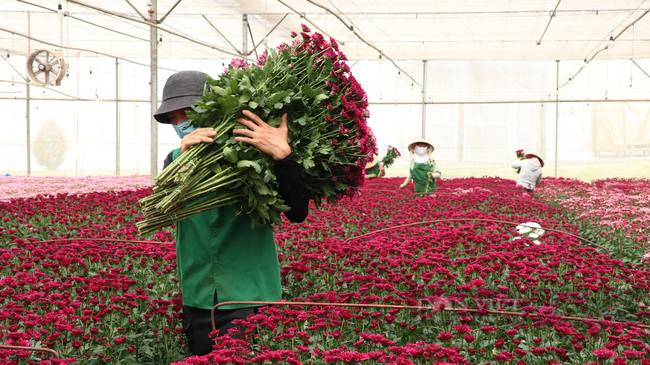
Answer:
116, 58, 120, 175
421, 60, 427, 139
456, 104, 464, 162
26, 11, 31, 175
555, 60, 559, 178
150, 1, 158, 184
242, 14, 248, 56
623, 107, 626, 156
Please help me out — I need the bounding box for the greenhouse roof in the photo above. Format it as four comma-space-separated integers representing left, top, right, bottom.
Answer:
1, 0, 649, 63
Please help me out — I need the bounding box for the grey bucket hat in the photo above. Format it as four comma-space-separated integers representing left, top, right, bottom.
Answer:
154, 70, 208, 124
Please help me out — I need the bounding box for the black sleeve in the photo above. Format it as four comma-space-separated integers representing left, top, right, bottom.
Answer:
162, 150, 175, 170
273, 152, 309, 223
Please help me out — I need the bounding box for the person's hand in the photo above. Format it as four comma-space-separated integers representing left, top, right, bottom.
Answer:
180, 128, 217, 153
234, 110, 291, 161
399, 178, 411, 189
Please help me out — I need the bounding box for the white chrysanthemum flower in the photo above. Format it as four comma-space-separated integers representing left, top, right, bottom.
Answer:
516, 225, 532, 234
513, 222, 544, 246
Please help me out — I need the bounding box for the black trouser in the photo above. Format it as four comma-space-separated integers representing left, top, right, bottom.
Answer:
181, 292, 259, 356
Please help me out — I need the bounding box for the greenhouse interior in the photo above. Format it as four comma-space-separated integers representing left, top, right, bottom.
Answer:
1, 0, 650, 364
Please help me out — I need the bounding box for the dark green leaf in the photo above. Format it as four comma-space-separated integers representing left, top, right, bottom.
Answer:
215, 133, 229, 145
240, 75, 252, 89
237, 160, 261, 173
267, 116, 283, 127
209, 162, 222, 174
239, 91, 251, 104
301, 85, 328, 98
224, 147, 238, 163
268, 90, 290, 105
263, 169, 275, 183
255, 184, 271, 195
210, 85, 228, 97
269, 208, 282, 223
312, 94, 329, 106
302, 158, 315, 169
223, 95, 240, 115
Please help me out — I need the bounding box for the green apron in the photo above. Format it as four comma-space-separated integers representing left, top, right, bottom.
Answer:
365, 163, 380, 179
412, 163, 437, 194
171, 149, 282, 310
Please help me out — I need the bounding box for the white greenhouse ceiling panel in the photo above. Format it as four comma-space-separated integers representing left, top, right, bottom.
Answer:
1, 0, 649, 63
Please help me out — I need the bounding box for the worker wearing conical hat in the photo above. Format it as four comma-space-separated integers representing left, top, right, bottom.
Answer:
365, 155, 381, 179
399, 140, 441, 194
512, 153, 544, 192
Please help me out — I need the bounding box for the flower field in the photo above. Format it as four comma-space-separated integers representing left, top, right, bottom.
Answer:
0, 176, 150, 200
1, 176, 649, 364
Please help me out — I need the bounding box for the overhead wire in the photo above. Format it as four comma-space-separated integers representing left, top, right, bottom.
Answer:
350, 0, 404, 60
275, 0, 340, 45
163, 22, 231, 59
543, 0, 650, 101
14, 0, 149, 43
536, 0, 562, 45
303, 0, 422, 87
0, 26, 180, 72
65, 0, 243, 58
0, 79, 92, 101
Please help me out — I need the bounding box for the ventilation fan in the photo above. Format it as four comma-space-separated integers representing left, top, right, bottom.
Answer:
26, 49, 67, 86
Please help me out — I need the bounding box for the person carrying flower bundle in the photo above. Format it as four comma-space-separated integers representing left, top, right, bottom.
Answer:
153, 70, 310, 356
137, 25, 376, 235
399, 140, 441, 194
511, 152, 544, 192
365, 155, 381, 179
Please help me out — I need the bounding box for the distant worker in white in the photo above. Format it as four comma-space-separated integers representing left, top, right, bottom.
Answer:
511, 153, 544, 192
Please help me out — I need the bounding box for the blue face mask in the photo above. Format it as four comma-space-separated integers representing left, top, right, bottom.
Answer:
172, 121, 197, 139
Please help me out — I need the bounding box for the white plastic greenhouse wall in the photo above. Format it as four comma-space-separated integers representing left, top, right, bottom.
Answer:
2, 0, 650, 181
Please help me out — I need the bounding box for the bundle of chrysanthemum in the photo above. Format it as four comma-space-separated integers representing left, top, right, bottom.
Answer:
137, 25, 376, 234
381, 145, 401, 169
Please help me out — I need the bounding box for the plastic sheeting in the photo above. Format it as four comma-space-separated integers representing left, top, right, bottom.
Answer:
2, 56, 650, 178
2, 1, 650, 61
591, 102, 650, 153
